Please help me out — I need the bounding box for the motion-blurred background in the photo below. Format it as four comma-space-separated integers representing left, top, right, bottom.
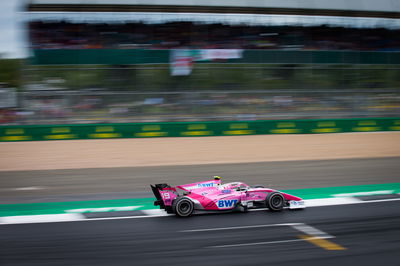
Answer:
1, 0, 400, 125
1, 2, 400, 266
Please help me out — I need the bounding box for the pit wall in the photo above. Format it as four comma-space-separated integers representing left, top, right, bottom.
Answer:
1, 118, 399, 142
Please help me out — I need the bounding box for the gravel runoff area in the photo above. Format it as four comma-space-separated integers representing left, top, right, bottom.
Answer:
1, 132, 400, 172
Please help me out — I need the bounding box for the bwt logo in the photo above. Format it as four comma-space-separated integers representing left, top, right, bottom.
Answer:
217, 199, 238, 208
198, 183, 214, 187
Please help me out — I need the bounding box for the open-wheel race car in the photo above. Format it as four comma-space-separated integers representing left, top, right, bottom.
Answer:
150, 176, 305, 217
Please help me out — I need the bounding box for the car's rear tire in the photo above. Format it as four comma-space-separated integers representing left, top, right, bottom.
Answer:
265, 192, 285, 212
173, 197, 194, 217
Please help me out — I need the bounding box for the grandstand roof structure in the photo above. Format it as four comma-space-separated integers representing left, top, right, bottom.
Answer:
27, 0, 400, 19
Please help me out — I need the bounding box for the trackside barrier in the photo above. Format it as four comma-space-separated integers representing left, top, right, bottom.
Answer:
31, 49, 400, 65
0, 118, 399, 142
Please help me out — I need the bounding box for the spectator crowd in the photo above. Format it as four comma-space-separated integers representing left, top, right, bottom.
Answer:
29, 21, 400, 51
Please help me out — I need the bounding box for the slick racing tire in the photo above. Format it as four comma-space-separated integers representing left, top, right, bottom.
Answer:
173, 197, 194, 217
265, 192, 285, 212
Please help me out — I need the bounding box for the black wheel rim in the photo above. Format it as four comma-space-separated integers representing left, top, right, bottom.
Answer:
178, 200, 192, 215
180, 202, 190, 213
271, 195, 283, 208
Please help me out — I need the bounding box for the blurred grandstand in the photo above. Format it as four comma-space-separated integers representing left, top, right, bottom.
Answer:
4, 0, 400, 124
28, 20, 400, 51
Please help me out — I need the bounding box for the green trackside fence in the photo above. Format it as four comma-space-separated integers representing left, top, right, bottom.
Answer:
31, 49, 400, 65
1, 118, 399, 142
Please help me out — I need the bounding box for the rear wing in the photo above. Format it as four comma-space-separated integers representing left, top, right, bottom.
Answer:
150, 183, 178, 213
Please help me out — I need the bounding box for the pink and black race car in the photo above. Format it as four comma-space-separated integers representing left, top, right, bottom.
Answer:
151, 176, 305, 217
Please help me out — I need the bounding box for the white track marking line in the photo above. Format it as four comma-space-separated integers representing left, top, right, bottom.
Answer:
333, 190, 394, 197
290, 223, 347, 250
306, 197, 400, 207
0, 213, 173, 225
352, 198, 400, 204
209, 239, 304, 248
9, 186, 45, 191
114, 206, 142, 211
83, 214, 174, 221
0, 213, 84, 225
66, 206, 142, 213
304, 197, 361, 207
140, 209, 171, 216
203, 223, 334, 249
1, 197, 400, 225
290, 223, 334, 239
181, 223, 301, 232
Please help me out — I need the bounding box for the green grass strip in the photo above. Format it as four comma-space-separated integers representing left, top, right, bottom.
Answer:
282, 182, 400, 199
0, 198, 155, 217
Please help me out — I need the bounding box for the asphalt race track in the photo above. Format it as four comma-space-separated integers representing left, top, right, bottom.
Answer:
1, 156, 399, 265
1, 201, 400, 266
1, 157, 399, 203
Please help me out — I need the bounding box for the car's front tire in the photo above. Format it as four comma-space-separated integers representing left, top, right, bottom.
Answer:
265, 192, 285, 212
173, 197, 194, 217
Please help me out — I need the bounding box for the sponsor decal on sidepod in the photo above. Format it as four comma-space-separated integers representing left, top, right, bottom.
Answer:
217, 199, 238, 209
